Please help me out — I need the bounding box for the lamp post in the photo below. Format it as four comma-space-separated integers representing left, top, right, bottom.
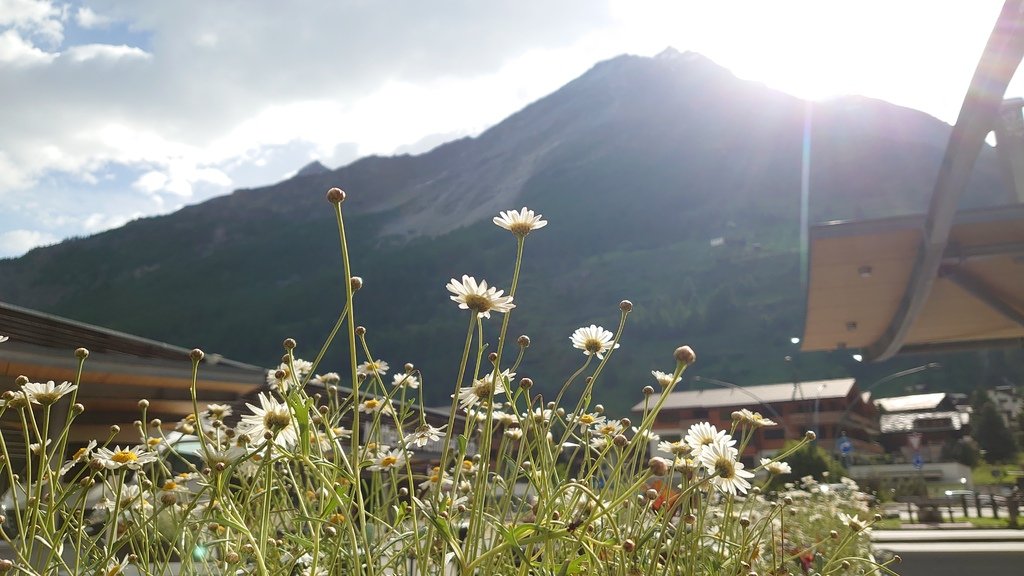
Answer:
691, 375, 785, 423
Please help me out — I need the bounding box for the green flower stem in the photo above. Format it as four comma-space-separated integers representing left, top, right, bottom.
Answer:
331, 201, 375, 576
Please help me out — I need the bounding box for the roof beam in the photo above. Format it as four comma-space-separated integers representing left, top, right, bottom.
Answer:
899, 337, 1024, 355
865, 0, 1024, 361
943, 241, 1024, 264
942, 266, 1024, 328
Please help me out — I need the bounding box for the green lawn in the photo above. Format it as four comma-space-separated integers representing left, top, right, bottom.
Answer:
972, 458, 1024, 486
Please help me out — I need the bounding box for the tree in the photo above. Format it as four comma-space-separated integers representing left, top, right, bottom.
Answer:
973, 399, 1019, 463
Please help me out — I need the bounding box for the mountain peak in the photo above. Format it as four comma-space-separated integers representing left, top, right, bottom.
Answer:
295, 160, 330, 178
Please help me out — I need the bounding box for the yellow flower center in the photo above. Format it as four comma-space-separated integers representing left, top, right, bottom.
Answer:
579, 414, 596, 425
583, 338, 604, 354
713, 457, 736, 479
163, 480, 179, 490
462, 294, 492, 313
264, 409, 291, 431
380, 455, 398, 468
111, 450, 138, 464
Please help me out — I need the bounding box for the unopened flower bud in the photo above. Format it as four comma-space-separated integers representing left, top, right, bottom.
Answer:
326, 187, 346, 203
649, 457, 670, 476
14, 376, 28, 386
893, 555, 901, 564
623, 538, 635, 553
355, 326, 366, 336
138, 399, 149, 409
619, 418, 631, 428
619, 300, 633, 312
275, 369, 287, 380
225, 551, 240, 564
72, 403, 85, 414
805, 430, 816, 441
283, 338, 296, 350
190, 348, 204, 362
110, 424, 120, 434
75, 347, 90, 359
674, 346, 696, 366
404, 363, 414, 373
594, 404, 604, 413
830, 530, 839, 540
517, 335, 530, 347
350, 277, 363, 291
739, 516, 750, 528
519, 378, 533, 390
642, 385, 655, 396
488, 352, 498, 363
613, 434, 628, 447
645, 488, 659, 500
684, 513, 696, 525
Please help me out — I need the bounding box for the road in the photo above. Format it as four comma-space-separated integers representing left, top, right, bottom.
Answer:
872, 530, 1024, 576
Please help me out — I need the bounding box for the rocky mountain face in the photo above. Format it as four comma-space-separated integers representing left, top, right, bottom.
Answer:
0, 50, 1013, 411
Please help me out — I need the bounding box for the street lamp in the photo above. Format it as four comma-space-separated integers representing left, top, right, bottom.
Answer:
691, 375, 785, 422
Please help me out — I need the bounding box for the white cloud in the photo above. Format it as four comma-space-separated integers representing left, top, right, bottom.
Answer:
0, 229, 58, 258
0, 28, 56, 66
64, 43, 150, 63
0, 0, 63, 45
75, 6, 111, 29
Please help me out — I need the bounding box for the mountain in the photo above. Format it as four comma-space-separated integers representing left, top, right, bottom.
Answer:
0, 51, 1017, 412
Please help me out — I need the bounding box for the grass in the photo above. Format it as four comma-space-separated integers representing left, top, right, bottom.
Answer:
971, 455, 1024, 486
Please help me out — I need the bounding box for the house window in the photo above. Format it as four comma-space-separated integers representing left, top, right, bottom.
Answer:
692, 408, 708, 419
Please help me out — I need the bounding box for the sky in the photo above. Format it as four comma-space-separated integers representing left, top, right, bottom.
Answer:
0, 0, 1017, 258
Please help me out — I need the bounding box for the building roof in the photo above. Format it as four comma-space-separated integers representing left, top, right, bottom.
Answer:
874, 392, 948, 413
801, 3, 1024, 361
0, 300, 258, 370
633, 378, 856, 412
879, 410, 968, 434
0, 300, 264, 441
802, 206, 1024, 357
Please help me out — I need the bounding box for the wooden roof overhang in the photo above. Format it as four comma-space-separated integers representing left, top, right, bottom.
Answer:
802, 0, 1024, 360
802, 205, 1024, 355
0, 301, 263, 442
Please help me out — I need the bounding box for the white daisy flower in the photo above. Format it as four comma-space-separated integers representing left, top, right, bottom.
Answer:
574, 411, 606, 430
20, 380, 77, 406
94, 445, 158, 470
457, 370, 513, 409
699, 438, 754, 496
313, 372, 341, 386
60, 439, 98, 475
838, 511, 870, 532
733, 408, 777, 428
204, 403, 233, 420
391, 372, 420, 389
589, 436, 610, 451
358, 397, 393, 415
446, 275, 515, 318
592, 421, 625, 437
658, 440, 692, 457
357, 359, 389, 377
492, 206, 548, 238
684, 422, 736, 454
760, 458, 792, 475
0, 335, 8, 343
406, 424, 445, 447
570, 325, 619, 359
504, 427, 524, 440
238, 392, 298, 450
651, 370, 680, 388
368, 448, 407, 472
